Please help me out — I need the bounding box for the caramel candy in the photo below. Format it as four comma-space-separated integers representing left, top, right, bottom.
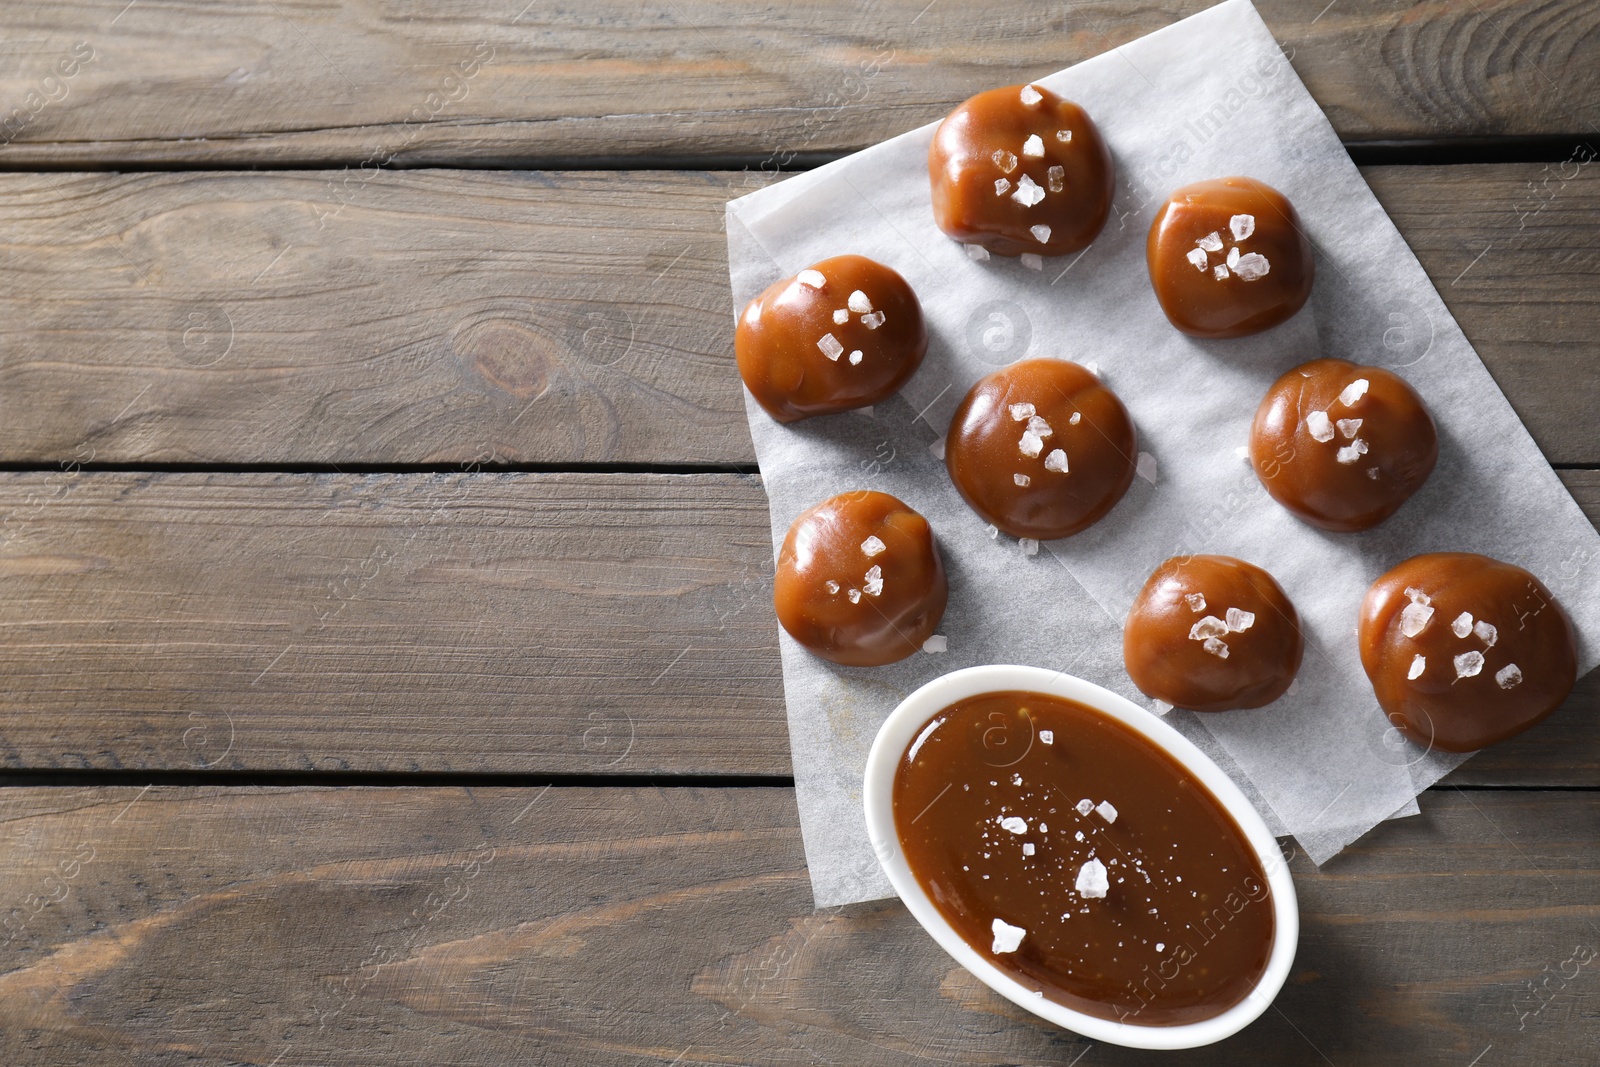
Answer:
1147, 177, 1313, 338
928, 84, 1114, 258
944, 359, 1136, 540
774, 491, 947, 667
1359, 553, 1577, 752
1250, 359, 1438, 532
736, 255, 928, 423
1124, 555, 1304, 712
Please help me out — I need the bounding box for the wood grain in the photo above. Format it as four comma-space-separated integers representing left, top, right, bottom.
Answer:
0, 469, 1592, 781
0, 1, 1594, 168
0, 785, 1592, 1065
0, 163, 1595, 466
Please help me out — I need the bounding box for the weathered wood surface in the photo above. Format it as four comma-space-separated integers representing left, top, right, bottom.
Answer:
0, 469, 1592, 781
0, 785, 1592, 1065
0, 163, 1593, 467
0, 1, 1594, 168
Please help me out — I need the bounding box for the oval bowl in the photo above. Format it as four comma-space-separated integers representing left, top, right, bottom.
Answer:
862, 663, 1299, 1050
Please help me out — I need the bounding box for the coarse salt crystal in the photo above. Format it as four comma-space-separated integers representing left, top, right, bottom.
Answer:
1019, 431, 1044, 457
1000, 816, 1028, 835
847, 290, 873, 314
1226, 607, 1256, 632
1056, 129, 1072, 141
1009, 402, 1036, 421
1014, 473, 1031, 487
1075, 798, 1094, 815
986, 524, 999, 539
1230, 214, 1255, 241
824, 580, 840, 595
1495, 663, 1522, 689
860, 311, 886, 329
1043, 448, 1068, 473
995, 177, 1012, 196
1152, 700, 1172, 716
1022, 843, 1035, 856
1020, 537, 1038, 556
1047, 165, 1065, 192
1213, 265, 1230, 280
967, 244, 991, 262
1068, 412, 1081, 425
1022, 133, 1045, 157
928, 438, 946, 459
1197, 231, 1224, 253
1084, 361, 1101, 376
847, 588, 861, 604
1095, 801, 1118, 823
1136, 452, 1158, 484
992, 917, 1027, 953
1031, 224, 1052, 244
1336, 439, 1369, 464
1191, 615, 1229, 641
861, 536, 886, 557
1405, 587, 1431, 606
1236, 445, 1251, 460
1401, 601, 1434, 637
1338, 379, 1369, 406
1075, 858, 1109, 899
1337, 418, 1363, 439
832, 308, 849, 324
1232, 252, 1270, 280
1203, 636, 1230, 659
796, 269, 826, 289
1020, 84, 1043, 106
992, 149, 1018, 174
1026, 415, 1052, 438
1011, 174, 1045, 207
1227, 246, 1241, 269
1454, 650, 1484, 679
848, 350, 863, 365
1408, 654, 1426, 680
1020, 253, 1043, 271
1039, 730, 1054, 744
1156, 942, 1166, 952
863, 565, 883, 596
1186, 247, 1209, 271
817, 333, 843, 360
923, 635, 947, 654
1474, 620, 1498, 647
1450, 611, 1473, 638
1306, 410, 1335, 442
1184, 592, 1207, 612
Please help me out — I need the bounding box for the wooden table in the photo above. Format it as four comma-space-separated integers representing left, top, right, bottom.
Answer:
0, 2, 1594, 1063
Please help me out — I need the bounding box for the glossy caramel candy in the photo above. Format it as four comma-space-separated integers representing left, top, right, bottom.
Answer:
1250, 359, 1438, 532
774, 491, 947, 667
1124, 555, 1304, 712
944, 359, 1136, 540
1359, 553, 1577, 752
736, 254, 928, 423
1147, 177, 1313, 338
928, 84, 1114, 258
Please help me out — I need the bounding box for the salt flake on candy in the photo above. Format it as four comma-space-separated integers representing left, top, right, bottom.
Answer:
1190, 616, 1229, 640
796, 269, 826, 289
1474, 620, 1498, 647
847, 290, 873, 313
1230, 213, 1255, 240
1186, 247, 1209, 271
1019, 84, 1042, 106
1022, 134, 1045, 157
1306, 410, 1335, 442
1031, 224, 1052, 244
1408, 654, 1426, 680
1014, 473, 1031, 487
1075, 858, 1109, 899
1450, 611, 1473, 638
817, 333, 843, 361
1225, 607, 1255, 632
1203, 636, 1230, 659
1401, 601, 1434, 637
991, 917, 1027, 953
1338, 379, 1369, 406
1336, 418, 1363, 439
1496, 663, 1522, 689
1197, 231, 1224, 253
1026, 415, 1053, 438
861, 536, 886, 557
1232, 253, 1270, 280
1184, 593, 1207, 612
1454, 650, 1484, 679
1019, 431, 1044, 457
1044, 448, 1068, 473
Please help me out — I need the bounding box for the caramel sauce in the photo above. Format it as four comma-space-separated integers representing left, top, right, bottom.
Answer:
893, 691, 1275, 1026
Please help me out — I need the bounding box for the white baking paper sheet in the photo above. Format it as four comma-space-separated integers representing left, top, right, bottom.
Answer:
725, 0, 1600, 908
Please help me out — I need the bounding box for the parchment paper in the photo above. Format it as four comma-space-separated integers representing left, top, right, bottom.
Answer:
725, 0, 1600, 908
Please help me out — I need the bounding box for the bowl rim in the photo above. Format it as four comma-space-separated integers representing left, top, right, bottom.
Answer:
861, 663, 1299, 1050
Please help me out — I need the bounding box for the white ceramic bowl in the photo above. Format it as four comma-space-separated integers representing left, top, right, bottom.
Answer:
862, 664, 1299, 1050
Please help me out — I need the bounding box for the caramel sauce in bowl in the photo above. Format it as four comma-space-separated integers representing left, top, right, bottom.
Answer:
862, 665, 1298, 1049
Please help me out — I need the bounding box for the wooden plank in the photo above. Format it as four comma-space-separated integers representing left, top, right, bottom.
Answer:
0, 470, 1593, 780
0, 472, 787, 775
0, 785, 1593, 1064
0, 1, 1594, 168
0, 163, 1594, 466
